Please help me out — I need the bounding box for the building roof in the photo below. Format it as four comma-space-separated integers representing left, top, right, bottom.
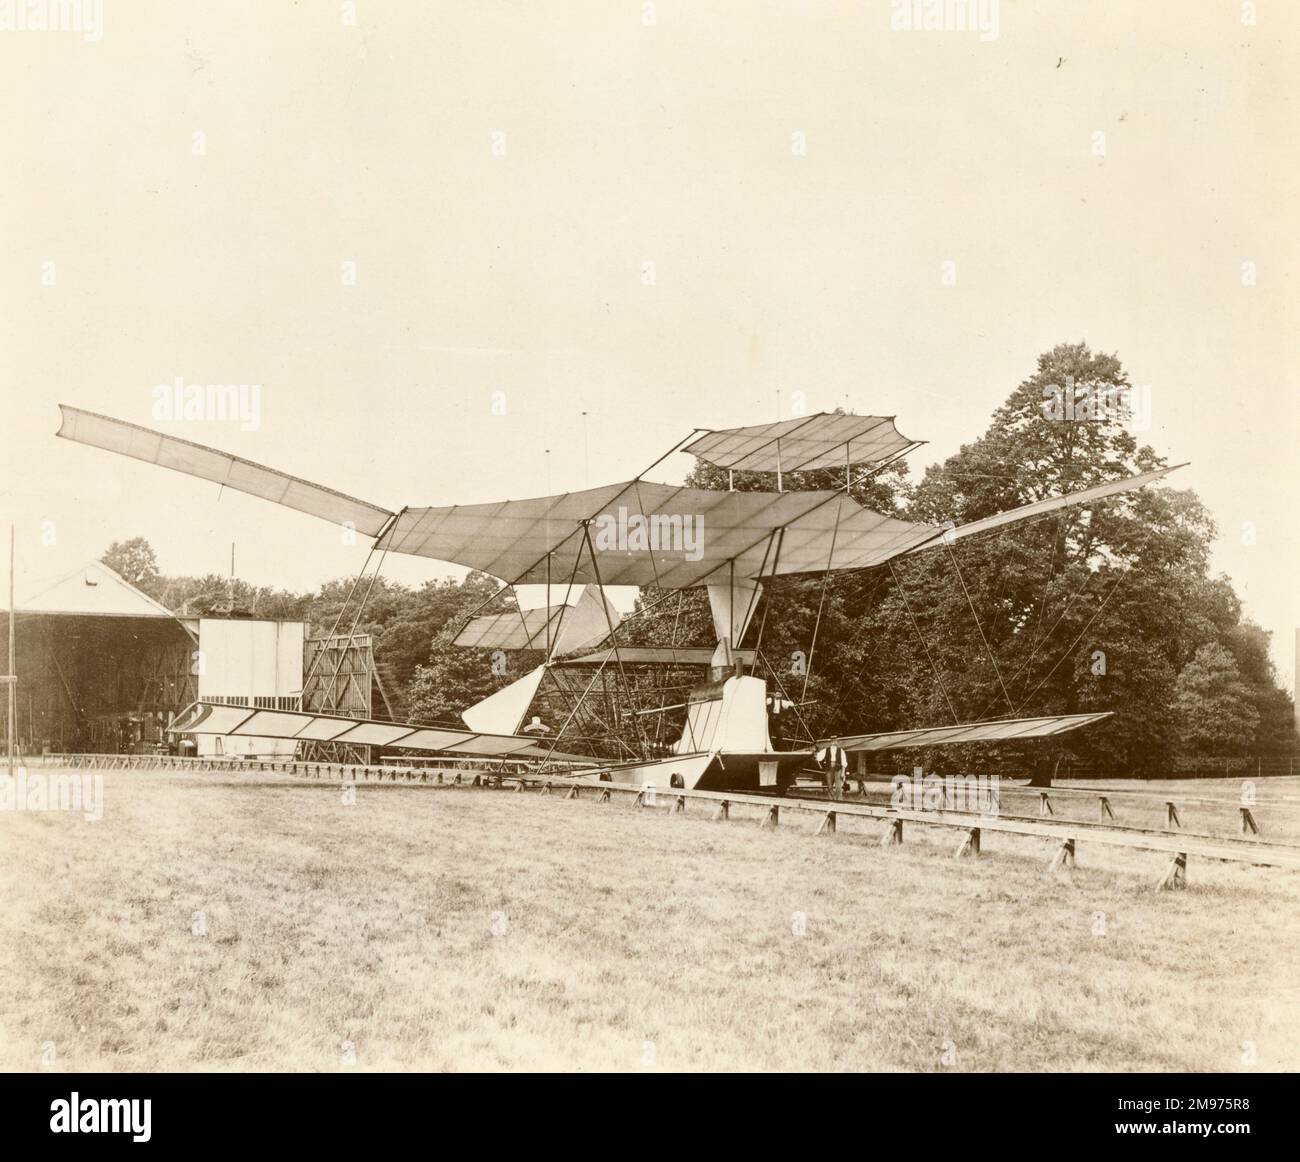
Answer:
16, 560, 180, 619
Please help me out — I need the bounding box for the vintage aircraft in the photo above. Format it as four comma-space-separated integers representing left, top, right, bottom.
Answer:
56, 405, 1182, 792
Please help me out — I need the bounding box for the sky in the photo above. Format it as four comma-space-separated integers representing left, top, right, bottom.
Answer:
1, 1, 1297, 689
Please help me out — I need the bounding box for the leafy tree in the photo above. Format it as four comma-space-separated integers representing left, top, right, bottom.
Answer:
845, 343, 1247, 772
404, 578, 530, 724
1222, 622, 1297, 754
101, 537, 162, 595
1172, 642, 1260, 754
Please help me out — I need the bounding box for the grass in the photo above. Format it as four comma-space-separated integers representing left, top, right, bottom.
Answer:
1, 768, 1298, 1072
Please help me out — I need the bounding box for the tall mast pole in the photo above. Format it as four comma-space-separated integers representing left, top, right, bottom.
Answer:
8, 524, 15, 779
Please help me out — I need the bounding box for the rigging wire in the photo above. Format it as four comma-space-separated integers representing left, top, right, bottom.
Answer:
1015, 574, 1123, 713
652, 590, 685, 749
1011, 503, 1159, 717
319, 527, 398, 710
753, 528, 784, 654
971, 493, 1135, 721
968, 512, 1085, 720
822, 569, 892, 723
974, 571, 1092, 721
943, 539, 1016, 716
1026, 513, 1062, 657
888, 560, 960, 725
580, 521, 651, 758
800, 497, 843, 704
299, 541, 378, 710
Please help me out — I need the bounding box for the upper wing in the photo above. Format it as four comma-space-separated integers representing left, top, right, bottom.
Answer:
55, 407, 925, 585
57, 405, 395, 536
684, 413, 922, 473
55, 406, 1185, 590
376, 484, 940, 586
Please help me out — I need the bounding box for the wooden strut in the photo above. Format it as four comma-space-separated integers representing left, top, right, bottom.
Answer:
713, 799, 730, 821
565, 784, 579, 800
1165, 801, 1182, 829
1159, 851, 1187, 890
800, 494, 843, 704
816, 810, 837, 836
597, 787, 610, 804
954, 827, 980, 858
670, 795, 686, 815
579, 521, 651, 759
881, 817, 903, 846
759, 805, 779, 829
1039, 792, 1054, 817
538, 538, 608, 764
1240, 806, 1260, 836
1048, 836, 1076, 871
1099, 795, 1115, 821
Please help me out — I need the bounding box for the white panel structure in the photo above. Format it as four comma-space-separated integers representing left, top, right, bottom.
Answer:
194, 618, 306, 757
461, 665, 547, 735
672, 676, 771, 755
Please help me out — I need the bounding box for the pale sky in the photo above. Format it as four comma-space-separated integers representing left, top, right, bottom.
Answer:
2, 1, 1297, 688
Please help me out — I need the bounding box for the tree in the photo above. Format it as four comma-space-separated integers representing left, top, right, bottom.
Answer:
404, 577, 530, 723
1223, 622, 1297, 754
102, 537, 162, 596
877, 343, 1241, 771
1172, 643, 1260, 754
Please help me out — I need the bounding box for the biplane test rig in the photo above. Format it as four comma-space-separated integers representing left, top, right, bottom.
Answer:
56, 406, 1182, 792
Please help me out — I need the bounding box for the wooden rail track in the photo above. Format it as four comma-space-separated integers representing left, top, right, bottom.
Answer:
18, 753, 1300, 887
550, 776, 1300, 886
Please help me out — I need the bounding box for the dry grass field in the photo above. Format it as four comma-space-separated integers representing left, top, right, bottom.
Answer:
2, 768, 1299, 1072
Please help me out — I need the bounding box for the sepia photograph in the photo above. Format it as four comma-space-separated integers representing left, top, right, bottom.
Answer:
1, 0, 1297, 1137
